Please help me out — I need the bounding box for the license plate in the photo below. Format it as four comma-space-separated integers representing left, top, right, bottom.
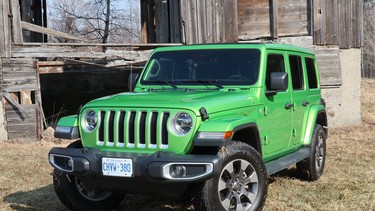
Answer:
102, 158, 133, 177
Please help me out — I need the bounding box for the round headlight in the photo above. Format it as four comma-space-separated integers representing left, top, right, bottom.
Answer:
84, 110, 98, 132
173, 113, 193, 135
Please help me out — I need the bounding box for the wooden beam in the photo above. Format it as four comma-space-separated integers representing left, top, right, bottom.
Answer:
16, 42, 183, 49
140, 0, 148, 43
338, 0, 350, 48
37, 60, 144, 74
10, 0, 23, 44
141, 0, 156, 43
224, 0, 238, 43
0, 0, 11, 57
351, 0, 363, 48
169, 0, 181, 43
63, 58, 107, 68
43, 0, 47, 42
313, 0, 326, 45
21, 21, 90, 42
0, 0, 5, 57
155, 0, 170, 43
3, 92, 29, 116
20, 91, 32, 105
11, 46, 154, 60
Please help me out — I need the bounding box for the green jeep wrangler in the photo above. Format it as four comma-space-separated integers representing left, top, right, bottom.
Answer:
49, 43, 327, 211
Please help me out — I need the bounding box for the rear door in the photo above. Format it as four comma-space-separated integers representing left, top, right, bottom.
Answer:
287, 54, 309, 146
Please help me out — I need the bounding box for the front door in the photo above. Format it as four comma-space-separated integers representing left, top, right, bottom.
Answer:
261, 53, 293, 158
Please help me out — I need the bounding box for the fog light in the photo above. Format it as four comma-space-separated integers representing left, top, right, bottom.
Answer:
67, 158, 73, 168
171, 165, 186, 177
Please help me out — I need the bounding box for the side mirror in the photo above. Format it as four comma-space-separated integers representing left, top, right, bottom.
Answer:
266, 72, 288, 96
128, 73, 139, 91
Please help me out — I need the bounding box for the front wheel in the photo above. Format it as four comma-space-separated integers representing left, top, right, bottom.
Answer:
53, 170, 125, 211
192, 142, 268, 211
53, 141, 124, 211
297, 124, 327, 181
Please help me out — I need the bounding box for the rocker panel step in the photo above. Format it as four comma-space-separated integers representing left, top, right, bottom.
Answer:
265, 148, 310, 175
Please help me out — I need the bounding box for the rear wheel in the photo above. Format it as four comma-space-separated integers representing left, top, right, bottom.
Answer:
192, 142, 268, 211
297, 124, 327, 181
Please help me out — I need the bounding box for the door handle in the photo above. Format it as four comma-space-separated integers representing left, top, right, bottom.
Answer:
302, 101, 310, 107
284, 103, 294, 109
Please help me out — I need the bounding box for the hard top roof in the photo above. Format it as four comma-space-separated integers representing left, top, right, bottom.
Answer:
153, 43, 314, 55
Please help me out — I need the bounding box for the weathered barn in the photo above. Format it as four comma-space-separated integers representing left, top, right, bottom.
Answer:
0, 0, 363, 140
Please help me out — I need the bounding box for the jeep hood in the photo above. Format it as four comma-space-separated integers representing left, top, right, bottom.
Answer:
82, 90, 259, 116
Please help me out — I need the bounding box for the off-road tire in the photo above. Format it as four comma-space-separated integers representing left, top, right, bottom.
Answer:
52, 140, 125, 211
192, 141, 268, 211
297, 124, 327, 181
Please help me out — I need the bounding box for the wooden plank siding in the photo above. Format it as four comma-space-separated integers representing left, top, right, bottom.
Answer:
141, 0, 362, 48
1, 58, 40, 139
180, 0, 238, 44
313, 0, 362, 48
351, 0, 363, 48
141, 0, 181, 43
180, 0, 198, 44
141, 0, 238, 44
5, 104, 38, 138
238, 0, 309, 40
314, 47, 342, 86
277, 0, 309, 36
238, 0, 271, 40
238, 0, 362, 48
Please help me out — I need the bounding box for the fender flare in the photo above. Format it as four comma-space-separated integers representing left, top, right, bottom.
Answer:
194, 117, 262, 152
303, 105, 327, 145
54, 115, 80, 139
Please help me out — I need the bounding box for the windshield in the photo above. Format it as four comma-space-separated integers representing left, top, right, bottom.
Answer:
141, 49, 260, 87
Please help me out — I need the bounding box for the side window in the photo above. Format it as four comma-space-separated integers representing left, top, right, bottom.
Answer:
266, 54, 285, 90
289, 55, 304, 90
305, 58, 318, 89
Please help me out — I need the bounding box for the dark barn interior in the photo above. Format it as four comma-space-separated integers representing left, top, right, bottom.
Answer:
40, 67, 139, 126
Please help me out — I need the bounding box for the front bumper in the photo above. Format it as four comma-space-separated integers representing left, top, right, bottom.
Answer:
49, 147, 222, 183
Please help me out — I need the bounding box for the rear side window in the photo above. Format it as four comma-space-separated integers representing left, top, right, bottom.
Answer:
289, 55, 304, 90
266, 54, 285, 90
305, 58, 318, 89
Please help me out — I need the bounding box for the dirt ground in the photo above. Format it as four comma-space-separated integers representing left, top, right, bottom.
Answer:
0, 79, 374, 210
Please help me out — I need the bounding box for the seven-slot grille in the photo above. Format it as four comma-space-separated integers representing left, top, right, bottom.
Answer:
98, 110, 170, 149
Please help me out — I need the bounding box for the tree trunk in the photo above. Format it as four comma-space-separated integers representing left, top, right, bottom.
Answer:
102, 0, 111, 52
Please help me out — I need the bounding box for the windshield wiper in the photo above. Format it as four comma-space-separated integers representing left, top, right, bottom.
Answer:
183, 80, 223, 89
153, 80, 178, 89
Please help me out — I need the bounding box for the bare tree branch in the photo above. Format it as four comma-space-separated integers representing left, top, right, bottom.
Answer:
48, 0, 140, 45
363, 2, 375, 77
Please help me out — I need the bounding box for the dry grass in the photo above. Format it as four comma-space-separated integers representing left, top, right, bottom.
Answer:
1, 79, 375, 210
